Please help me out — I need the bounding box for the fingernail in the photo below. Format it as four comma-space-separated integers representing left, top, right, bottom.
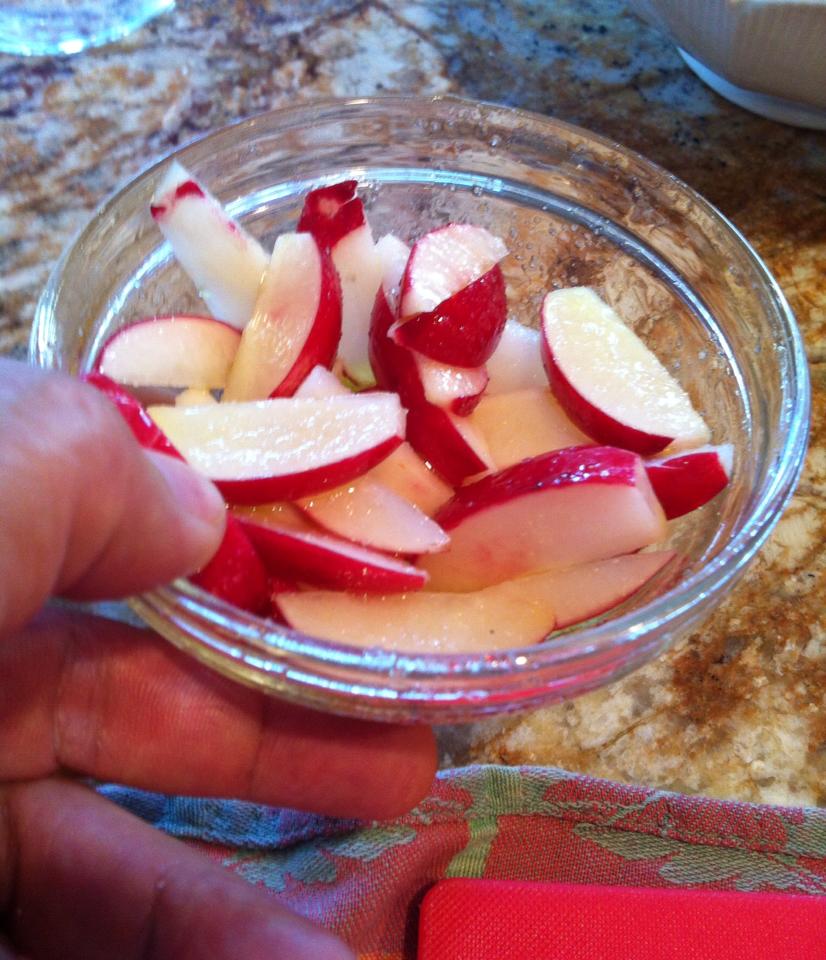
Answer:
146, 451, 227, 548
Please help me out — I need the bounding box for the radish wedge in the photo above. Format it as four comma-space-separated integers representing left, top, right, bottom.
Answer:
148, 393, 405, 503
535, 551, 676, 629
400, 223, 507, 317
83, 373, 182, 458
420, 445, 667, 591
469, 388, 590, 469
241, 520, 427, 593
95, 315, 240, 390
294, 365, 454, 517
405, 402, 494, 487
646, 444, 733, 519
298, 478, 449, 554
541, 287, 710, 455
190, 514, 271, 615
150, 162, 268, 328
277, 579, 555, 653
368, 444, 454, 517
486, 318, 547, 395
222, 233, 341, 401
392, 266, 508, 367
298, 181, 384, 387
416, 352, 489, 416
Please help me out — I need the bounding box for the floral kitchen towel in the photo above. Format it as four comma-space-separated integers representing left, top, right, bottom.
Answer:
99, 764, 826, 959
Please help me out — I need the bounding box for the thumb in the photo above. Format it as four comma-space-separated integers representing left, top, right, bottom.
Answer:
0, 360, 226, 636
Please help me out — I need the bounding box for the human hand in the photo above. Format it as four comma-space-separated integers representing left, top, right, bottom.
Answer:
0, 360, 437, 960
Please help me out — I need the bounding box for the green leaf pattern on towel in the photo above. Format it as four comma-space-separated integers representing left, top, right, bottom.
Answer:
217, 767, 826, 900
576, 824, 826, 892
226, 824, 417, 893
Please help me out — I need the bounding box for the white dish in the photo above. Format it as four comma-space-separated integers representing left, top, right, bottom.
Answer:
631, 0, 826, 127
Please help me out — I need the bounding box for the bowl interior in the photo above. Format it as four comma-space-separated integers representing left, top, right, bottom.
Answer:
32, 97, 808, 721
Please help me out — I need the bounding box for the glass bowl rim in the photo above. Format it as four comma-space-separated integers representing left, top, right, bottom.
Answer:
31, 93, 811, 687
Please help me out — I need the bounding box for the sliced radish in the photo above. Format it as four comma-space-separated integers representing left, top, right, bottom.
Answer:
368, 444, 454, 517
95, 315, 240, 390
147, 393, 405, 503
368, 242, 423, 401
469, 388, 591, 469
296, 180, 365, 250
175, 387, 218, 407
392, 266, 508, 367
190, 514, 271, 615
150, 162, 268, 328
405, 402, 494, 487
298, 478, 449, 554
399, 223, 507, 317
298, 181, 384, 387
240, 520, 427, 593
541, 287, 710, 455
420, 445, 667, 591
415, 352, 489, 416
222, 233, 341, 401
293, 363, 351, 399
485, 318, 547, 395
374, 234, 411, 314
331, 226, 384, 387
278, 551, 675, 652
83, 373, 182, 458
293, 365, 454, 518
277, 579, 556, 653
532, 551, 676, 630
231, 500, 314, 532
646, 444, 733, 519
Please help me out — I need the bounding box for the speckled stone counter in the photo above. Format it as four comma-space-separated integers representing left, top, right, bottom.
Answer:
2, 0, 824, 805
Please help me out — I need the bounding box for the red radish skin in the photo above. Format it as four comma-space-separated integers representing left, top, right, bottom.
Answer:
222, 233, 342, 401
148, 394, 406, 504
541, 287, 710, 456
297, 180, 366, 251
405, 403, 492, 487
241, 520, 428, 593
82, 373, 182, 458
208, 435, 403, 506
269, 242, 341, 398
190, 514, 271, 614
94, 314, 241, 390
370, 282, 493, 484
392, 265, 508, 366
646, 445, 733, 519
369, 285, 425, 403
421, 445, 667, 591
149, 178, 205, 216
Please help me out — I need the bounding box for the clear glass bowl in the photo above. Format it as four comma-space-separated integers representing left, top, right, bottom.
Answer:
31, 95, 810, 723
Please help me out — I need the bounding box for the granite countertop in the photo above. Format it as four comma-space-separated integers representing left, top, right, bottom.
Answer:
1, 0, 824, 805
